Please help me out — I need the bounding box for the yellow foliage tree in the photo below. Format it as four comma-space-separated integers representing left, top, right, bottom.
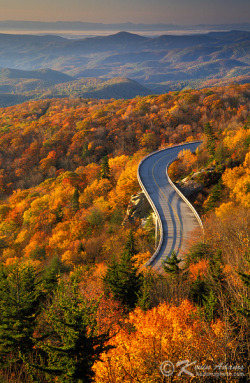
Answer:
108, 159, 140, 210
109, 155, 129, 182
223, 126, 250, 160
79, 178, 112, 207
215, 201, 235, 221
222, 151, 250, 208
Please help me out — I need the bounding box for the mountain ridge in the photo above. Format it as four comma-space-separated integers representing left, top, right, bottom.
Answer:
0, 75, 151, 107
0, 30, 249, 106
0, 67, 73, 83
0, 20, 249, 31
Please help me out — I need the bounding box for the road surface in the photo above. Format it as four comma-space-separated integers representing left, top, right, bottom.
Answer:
138, 141, 203, 271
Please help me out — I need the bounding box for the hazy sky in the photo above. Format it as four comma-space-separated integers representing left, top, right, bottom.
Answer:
0, 0, 249, 25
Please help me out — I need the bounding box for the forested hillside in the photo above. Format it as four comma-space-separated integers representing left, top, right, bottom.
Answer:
0, 74, 151, 107
0, 84, 249, 382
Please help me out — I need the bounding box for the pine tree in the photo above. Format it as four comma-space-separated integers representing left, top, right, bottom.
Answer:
100, 156, 110, 180
137, 273, 152, 311
35, 277, 112, 383
163, 250, 181, 277
203, 250, 226, 319
55, 204, 63, 223
103, 230, 143, 309
42, 265, 59, 298
203, 290, 218, 322
187, 245, 225, 320
81, 142, 90, 161
0, 263, 43, 377
205, 180, 222, 212
185, 242, 212, 267
189, 274, 209, 306
102, 256, 120, 297
124, 229, 137, 257
204, 122, 216, 156
208, 250, 225, 286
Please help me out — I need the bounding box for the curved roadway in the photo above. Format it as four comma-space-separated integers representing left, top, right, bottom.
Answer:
138, 141, 202, 272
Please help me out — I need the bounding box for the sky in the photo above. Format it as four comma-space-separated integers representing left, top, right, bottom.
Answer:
0, 0, 249, 25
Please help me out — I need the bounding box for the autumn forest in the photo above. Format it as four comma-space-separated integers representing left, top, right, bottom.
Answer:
0, 83, 249, 382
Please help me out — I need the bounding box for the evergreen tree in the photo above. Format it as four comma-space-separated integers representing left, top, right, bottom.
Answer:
0, 263, 43, 377
204, 250, 225, 319
185, 242, 212, 267
137, 273, 153, 311
163, 250, 181, 277
81, 142, 90, 161
49, 256, 71, 274
243, 116, 250, 131
190, 251, 225, 316
208, 249, 225, 286
204, 122, 216, 156
189, 274, 209, 306
102, 256, 119, 297
100, 156, 110, 179
103, 230, 143, 309
35, 277, 112, 383
55, 204, 63, 223
205, 180, 222, 212
124, 229, 137, 257
189, 277, 218, 322
29, 245, 46, 261
203, 290, 218, 322
42, 265, 59, 298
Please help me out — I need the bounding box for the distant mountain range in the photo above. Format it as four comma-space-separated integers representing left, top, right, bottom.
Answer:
0, 30, 249, 106
0, 20, 250, 32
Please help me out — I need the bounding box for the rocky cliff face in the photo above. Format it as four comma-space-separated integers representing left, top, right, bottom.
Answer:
124, 191, 152, 223
177, 177, 203, 198
176, 168, 220, 198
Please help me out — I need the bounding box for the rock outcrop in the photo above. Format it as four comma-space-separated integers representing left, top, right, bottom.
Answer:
177, 178, 203, 197
124, 191, 152, 223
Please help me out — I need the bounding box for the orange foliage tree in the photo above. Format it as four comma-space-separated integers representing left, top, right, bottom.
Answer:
93, 300, 231, 382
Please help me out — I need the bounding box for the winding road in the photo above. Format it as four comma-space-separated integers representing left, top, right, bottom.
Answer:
138, 141, 203, 271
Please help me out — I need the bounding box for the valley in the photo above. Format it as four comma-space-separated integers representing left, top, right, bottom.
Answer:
0, 30, 249, 106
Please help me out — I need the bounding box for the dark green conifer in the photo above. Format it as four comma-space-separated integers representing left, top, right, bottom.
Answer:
42, 266, 59, 298
203, 290, 218, 322
205, 180, 222, 212
204, 122, 217, 156
55, 204, 63, 223
100, 155, 110, 179
72, 188, 80, 212
36, 277, 112, 383
0, 263, 42, 375
137, 273, 152, 311
185, 242, 211, 267
103, 229, 143, 309
208, 249, 225, 286
163, 250, 181, 277
189, 274, 209, 306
